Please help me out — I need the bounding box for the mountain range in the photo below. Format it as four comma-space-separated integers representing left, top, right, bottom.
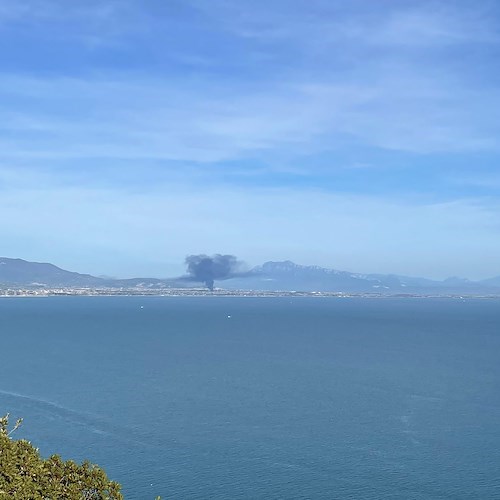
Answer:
1, 257, 499, 295
223, 260, 500, 294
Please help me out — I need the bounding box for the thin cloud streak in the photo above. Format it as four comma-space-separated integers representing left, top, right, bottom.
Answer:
1, 175, 499, 280
0, 0, 499, 278
1, 68, 499, 169
190, 0, 500, 47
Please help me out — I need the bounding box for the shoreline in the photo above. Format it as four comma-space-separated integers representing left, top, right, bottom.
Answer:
1, 288, 499, 300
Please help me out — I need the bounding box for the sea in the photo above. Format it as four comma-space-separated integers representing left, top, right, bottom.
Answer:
1, 296, 499, 499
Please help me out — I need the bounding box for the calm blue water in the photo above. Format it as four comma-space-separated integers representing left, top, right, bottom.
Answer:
1, 297, 499, 499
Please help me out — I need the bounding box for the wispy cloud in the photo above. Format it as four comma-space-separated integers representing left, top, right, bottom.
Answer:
0, 66, 498, 172
0, 0, 498, 164
0, 0, 146, 48
190, 0, 500, 46
1, 170, 499, 279
1, 0, 500, 276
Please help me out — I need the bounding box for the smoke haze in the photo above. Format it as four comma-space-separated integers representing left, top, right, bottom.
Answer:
185, 254, 245, 290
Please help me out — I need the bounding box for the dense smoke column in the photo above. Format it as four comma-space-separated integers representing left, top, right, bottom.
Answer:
185, 254, 241, 290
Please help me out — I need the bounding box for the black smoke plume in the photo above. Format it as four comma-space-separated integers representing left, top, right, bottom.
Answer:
185, 254, 244, 290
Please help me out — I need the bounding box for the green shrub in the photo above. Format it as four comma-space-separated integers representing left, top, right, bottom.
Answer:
0, 414, 122, 499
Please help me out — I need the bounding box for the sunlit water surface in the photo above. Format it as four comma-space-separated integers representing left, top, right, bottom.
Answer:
1, 296, 499, 499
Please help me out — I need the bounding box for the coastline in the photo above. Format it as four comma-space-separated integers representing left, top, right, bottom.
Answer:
1, 288, 499, 299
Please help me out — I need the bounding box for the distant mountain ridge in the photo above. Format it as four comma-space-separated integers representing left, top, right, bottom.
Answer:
1, 257, 499, 295
0, 258, 104, 287
226, 260, 500, 294
0, 258, 177, 289
480, 275, 500, 287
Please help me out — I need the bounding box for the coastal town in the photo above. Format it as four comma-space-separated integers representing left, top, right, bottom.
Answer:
1, 286, 498, 299
0, 286, 344, 298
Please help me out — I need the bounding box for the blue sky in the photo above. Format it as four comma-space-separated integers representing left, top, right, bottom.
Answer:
1, 0, 500, 279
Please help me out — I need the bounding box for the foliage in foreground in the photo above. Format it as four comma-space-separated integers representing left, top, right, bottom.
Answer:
0, 414, 123, 499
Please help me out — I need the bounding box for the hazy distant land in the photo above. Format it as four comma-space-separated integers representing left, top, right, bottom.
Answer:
1, 257, 500, 298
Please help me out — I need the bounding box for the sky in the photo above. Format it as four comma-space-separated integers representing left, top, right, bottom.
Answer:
1, 0, 500, 279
